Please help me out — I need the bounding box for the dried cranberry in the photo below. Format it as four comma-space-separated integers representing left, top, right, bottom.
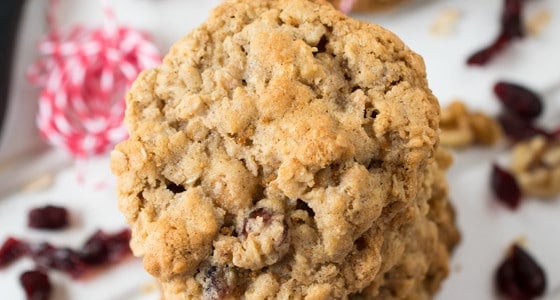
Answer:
20, 270, 52, 300
79, 233, 109, 265
0, 237, 28, 268
103, 228, 132, 262
202, 265, 237, 299
497, 113, 550, 142
495, 244, 546, 299
496, 256, 524, 300
28, 205, 69, 230
467, 33, 511, 65
500, 0, 524, 39
80, 229, 131, 265
241, 208, 273, 237
30, 243, 86, 278
494, 82, 543, 120
491, 164, 522, 209
467, 0, 524, 66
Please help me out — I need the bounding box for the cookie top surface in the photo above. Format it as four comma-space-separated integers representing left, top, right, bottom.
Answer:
111, 0, 444, 298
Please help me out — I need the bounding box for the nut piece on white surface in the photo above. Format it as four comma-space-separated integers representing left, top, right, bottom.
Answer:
439, 100, 502, 148
511, 135, 560, 198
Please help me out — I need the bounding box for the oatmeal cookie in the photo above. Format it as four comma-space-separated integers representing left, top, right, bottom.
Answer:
111, 0, 459, 298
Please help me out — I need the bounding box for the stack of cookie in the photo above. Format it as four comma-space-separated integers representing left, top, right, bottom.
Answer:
111, 0, 459, 298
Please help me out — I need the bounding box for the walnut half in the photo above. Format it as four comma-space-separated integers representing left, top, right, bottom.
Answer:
511, 136, 560, 198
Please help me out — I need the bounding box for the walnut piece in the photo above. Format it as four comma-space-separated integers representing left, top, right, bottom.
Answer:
511, 136, 560, 198
440, 100, 502, 148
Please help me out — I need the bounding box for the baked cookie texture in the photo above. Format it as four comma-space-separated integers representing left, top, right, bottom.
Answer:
111, 0, 460, 298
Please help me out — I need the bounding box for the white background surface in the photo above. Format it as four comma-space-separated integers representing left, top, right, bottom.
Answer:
1, 0, 559, 299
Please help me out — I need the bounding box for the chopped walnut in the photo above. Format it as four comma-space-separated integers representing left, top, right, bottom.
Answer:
440, 100, 502, 148
511, 135, 560, 198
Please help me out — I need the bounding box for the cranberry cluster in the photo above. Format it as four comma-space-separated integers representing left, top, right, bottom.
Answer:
489, 80, 555, 298
490, 81, 558, 211
495, 82, 556, 143
0, 205, 132, 300
464, 1, 556, 296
